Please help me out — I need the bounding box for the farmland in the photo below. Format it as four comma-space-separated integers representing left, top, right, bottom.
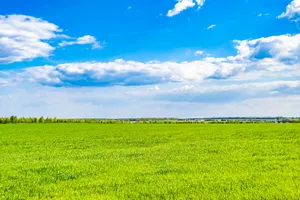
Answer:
0, 124, 299, 199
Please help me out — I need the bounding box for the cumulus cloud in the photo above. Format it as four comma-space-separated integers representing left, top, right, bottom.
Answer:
17, 59, 220, 87
167, 0, 205, 17
207, 24, 216, 29
232, 34, 300, 62
278, 0, 300, 21
59, 35, 101, 49
0, 15, 61, 64
0, 15, 103, 64
2, 33, 300, 88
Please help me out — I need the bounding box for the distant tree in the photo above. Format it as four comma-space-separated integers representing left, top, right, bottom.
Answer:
39, 116, 45, 123
45, 117, 53, 123
10, 116, 18, 124
18, 117, 26, 123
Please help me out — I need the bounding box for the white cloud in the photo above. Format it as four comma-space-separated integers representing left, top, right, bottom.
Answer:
167, 0, 205, 17
172, 84, 195, 92
2, 33, 298, 87
1, 81, 300, 118
0, 79, 10, 87
232, 34, 300, 62
59, 35, 101, 49
0, 15, 103, 64
0, 15, 61, 63
149, 86, 160, 91
17, 59, 220, 86
195, 50, 205, 55
258, 13, 262, 17
167, 0, 195, 17
278, 0, 300, 21
128, 6, 132, 10
195, 0, 205, 8
2, 30, 300, 117
155, 81, 300, 103
207, 24, 216, 29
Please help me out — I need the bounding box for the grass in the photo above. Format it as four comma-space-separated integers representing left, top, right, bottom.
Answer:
0, 124, 299, 199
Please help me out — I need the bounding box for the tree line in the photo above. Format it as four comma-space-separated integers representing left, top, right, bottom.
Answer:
0, 116, 300, 124
0, 116, 124, 124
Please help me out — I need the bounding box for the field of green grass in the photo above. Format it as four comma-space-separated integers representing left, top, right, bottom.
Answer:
0, 124, 299, 199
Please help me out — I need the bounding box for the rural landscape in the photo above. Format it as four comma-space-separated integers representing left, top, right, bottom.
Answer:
1, 0, 300, 199
1, 122, 300, 199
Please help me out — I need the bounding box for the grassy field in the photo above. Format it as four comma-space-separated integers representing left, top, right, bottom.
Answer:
0, 124, 299, 199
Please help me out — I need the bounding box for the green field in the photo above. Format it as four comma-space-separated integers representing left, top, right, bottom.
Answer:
0, 124, 299, 199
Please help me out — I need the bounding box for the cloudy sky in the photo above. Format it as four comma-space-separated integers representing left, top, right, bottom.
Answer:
0, 0, 300, 118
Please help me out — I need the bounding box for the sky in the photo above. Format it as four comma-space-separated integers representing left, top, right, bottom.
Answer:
0, 0, 300, 118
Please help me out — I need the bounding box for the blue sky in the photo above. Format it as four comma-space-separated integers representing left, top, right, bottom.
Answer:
0, 0, 300, 117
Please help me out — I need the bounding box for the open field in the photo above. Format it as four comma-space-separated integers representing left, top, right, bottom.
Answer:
0, 124, 299, 199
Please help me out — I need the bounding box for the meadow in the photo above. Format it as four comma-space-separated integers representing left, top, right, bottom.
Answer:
0, 124, 299, 199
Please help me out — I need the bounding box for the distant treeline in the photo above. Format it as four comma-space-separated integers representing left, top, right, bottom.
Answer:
1, 116, 300, 124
